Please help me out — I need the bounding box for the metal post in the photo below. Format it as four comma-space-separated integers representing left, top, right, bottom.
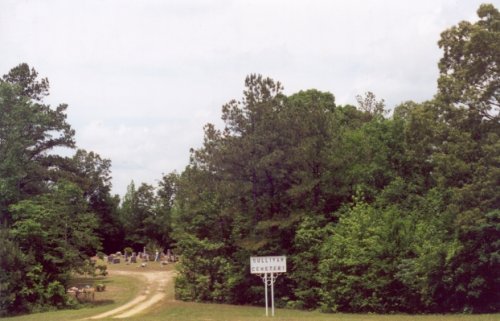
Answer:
264, 273, 268, 316
271, 272, 275, 316
251, 256, 286, 318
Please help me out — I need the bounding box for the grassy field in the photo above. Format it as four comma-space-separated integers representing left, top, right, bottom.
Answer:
131, 303, 500, 321
3, 261, 499, 321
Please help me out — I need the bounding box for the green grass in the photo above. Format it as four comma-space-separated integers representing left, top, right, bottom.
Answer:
3, 262, 499, 321
136, 302, 500, 321
122, 297, 500, 321
106, 262, 500, 321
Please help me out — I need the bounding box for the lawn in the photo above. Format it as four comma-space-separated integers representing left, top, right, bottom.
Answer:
3, 261, 499, 321
123, 297, 500, 321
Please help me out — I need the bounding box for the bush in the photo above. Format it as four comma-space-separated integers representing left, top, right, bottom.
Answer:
96, 264, 108, 276
45, 281, 67, 308
96, 251, 105, 260
123, 247, 133, 257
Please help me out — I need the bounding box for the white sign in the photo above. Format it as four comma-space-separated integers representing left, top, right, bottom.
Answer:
250, 256, 287, 274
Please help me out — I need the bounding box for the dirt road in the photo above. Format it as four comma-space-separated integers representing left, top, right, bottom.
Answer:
88, 269, 174, 319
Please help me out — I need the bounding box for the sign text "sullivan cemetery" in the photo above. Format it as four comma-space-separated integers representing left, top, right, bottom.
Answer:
250, 256, 287, 274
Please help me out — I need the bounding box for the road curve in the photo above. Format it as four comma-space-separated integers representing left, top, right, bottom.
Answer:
87, 269, 174, 319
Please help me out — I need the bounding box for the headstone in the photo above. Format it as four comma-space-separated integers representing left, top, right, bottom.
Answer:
107, 254, 114, 263
113, 258, 120, 264
130, 255, 137, 263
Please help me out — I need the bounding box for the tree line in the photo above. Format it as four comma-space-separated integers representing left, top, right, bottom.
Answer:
172, 4, 499, 313
0, 3, 498, 316
0, 62, 178, 316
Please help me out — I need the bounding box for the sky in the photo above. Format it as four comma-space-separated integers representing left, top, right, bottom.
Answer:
0, 0, 488, 196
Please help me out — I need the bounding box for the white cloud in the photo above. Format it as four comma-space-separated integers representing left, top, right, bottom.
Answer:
0, 0, 487, 195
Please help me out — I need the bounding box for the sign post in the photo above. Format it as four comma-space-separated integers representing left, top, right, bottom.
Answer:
264, 273, 268, 316
250, 256, 286, 317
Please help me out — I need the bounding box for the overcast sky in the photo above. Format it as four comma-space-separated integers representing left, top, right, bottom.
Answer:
0, 0, 487, 196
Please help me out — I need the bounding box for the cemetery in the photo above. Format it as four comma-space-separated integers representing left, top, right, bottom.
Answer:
1, 2, 498, 320
103, 249, 178, 267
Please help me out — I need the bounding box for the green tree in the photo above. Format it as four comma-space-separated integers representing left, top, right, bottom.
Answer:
175, 75, 290, 304
10, 181, 100, 276
2, 63, 49, 102
174, 235, 235, 302
284, 90, 337, 213
68, 149, 123, 253
173, 164, 241, 302
145, 172, 177, 249
290, 216, 333, 309
6, 181, 99, 313
355, 91, 386, 116
119, 177, 177, 252
437, 4, 500, 120
0, 64, 75, 224
0, 228, 28, 316
319, 199, 417, 313
172, 4, 500, 313
445, 210, 500, 312
119, 181, 154, 248
0, 64, 106, 315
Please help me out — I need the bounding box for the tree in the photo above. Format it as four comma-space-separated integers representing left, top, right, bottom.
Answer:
437, 4, 500, 120
68, 150, 123, 253
120, 181, 146, 248
146, 172, 177, 249
445, 210, 500, 312
319, 199, 418, 313
0, 228, 28, 316
355, 91, 386, 116
2, 63, 49, 102
290, 216, 333, 309
171, 4, 500, 313
0, 64, 75, 224
10, 181, 100, 277
0, 64, 104, 315
5, 181, 99, 314
119, 178, 177, 252
284, 90, 337, 213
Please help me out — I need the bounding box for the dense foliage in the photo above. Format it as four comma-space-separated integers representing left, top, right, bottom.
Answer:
173, 4, 500, 313
0, 64, 119, 316
118, 174, 177, 252
1, 3, 498, 316
0, 65, 177, 316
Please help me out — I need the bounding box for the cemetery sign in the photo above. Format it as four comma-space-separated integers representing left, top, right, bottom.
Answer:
250, 256, 287, 274
250, 256, 287, 317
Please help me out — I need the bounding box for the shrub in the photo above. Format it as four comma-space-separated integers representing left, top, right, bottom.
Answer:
96, 251, 105, 260
123, 247, 133, 257
96, 264, 108, 276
